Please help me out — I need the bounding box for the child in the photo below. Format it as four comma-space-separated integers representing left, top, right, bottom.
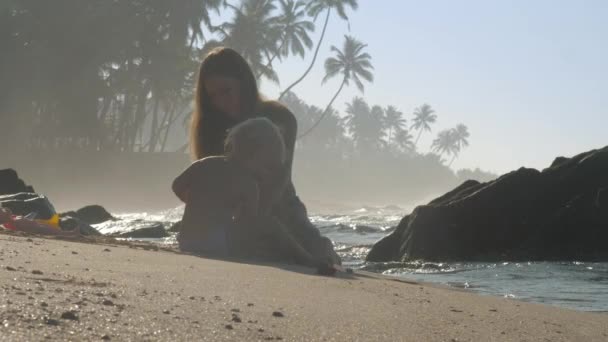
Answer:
173, 118, 333, 271
1, 208, 78, 236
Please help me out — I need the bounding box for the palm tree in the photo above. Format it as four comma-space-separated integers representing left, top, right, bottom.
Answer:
344, 98, 384, 153
278, 0, 358, 100
411, 103, 437, 147
368, 105, 386, 150
298, 35, 373, 138
383, 105, 406, 146
448, 123, 470, 165
344, 97, 370, 149
453, 123, 470, 150
165, 0, 223, 49
261, 0, 315, 75
306, 106, 345, 148
280, 91, 314, 147
431, 129, 459, 164
393, 128, 415, 154
211, 0, 282, 83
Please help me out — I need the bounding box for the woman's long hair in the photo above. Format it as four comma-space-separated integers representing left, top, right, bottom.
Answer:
190, 47, 261, 160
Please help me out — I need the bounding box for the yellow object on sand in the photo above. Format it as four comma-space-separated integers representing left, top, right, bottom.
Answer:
35, 213, 60, 229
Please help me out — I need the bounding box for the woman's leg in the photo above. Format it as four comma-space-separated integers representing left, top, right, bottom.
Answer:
229, 216, 321, 267
277, 196, 341, 265
260, 216, 320, 267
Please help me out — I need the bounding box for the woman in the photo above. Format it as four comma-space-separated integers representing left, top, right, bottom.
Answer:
189, 47, 340, 264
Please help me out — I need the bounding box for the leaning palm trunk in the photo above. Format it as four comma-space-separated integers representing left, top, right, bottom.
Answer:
160, 103, 186, 152
448, 153, 458, 167
258, 37, 287, 80
143, 103, 187, 152
129, 87, 150, 152
414, 128, 423, 146
147, 97, 160, 152
298, 76, 346, 139
279, 8, 331, 100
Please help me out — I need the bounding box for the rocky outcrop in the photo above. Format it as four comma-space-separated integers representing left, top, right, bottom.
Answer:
367, 146, 608, 262
59, 216, 101, 236
0, 169, 34, 195
114, 222, 169, 238
61, 205, 115, 225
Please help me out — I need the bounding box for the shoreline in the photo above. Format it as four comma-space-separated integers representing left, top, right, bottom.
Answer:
1, 231, 607, 341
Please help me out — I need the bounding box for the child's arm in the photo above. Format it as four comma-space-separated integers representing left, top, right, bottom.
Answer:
172, 161, 201, 203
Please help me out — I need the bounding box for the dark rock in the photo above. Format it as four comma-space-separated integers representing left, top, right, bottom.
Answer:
70, 205, 115, 224
60, 311, 79, 320
596, 188, 607, 209
59, 216, 101, 236
45, 318, 60, 326
0, 193, 57, 220
0, 169, 34, 195
548, 156, 569, 169
367, 146, 608, 262
114, 222, 169, 238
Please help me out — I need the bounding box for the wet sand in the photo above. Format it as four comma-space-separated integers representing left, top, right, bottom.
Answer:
1, 231, 607, 341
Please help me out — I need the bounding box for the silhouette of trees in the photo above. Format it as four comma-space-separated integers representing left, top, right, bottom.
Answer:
411, 103, 437, 147
393, 127, 415, 155
383, 105, 406, 147
431, 129, 458, 162
0, 0, 499, 205
299, 35, 373, 138
266, 0, 315, 71
209, 0, 282, 83
1, 1, 486, 184
279, 0, 359, 100
2, 0, 224, 152
431, 124, 471, 166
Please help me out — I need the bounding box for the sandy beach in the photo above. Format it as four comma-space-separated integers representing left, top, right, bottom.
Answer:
1, 231, 607, 341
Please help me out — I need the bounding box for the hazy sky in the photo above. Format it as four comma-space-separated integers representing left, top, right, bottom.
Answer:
257, 0, 608, 174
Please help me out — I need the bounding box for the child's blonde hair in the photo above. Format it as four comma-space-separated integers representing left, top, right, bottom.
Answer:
224, 118, 286, 167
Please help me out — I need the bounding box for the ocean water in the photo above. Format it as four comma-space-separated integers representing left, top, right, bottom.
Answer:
100, 206, 608, 313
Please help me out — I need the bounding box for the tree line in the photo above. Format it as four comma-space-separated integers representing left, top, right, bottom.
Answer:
1, 0, 496, 196
2, 0, 362, 153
